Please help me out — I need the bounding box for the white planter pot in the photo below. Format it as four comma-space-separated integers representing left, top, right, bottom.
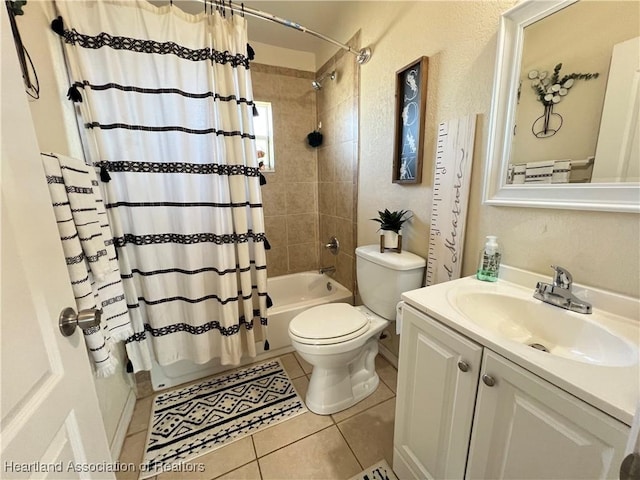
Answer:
383, 230, 399, 248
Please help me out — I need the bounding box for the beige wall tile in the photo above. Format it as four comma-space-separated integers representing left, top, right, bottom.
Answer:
259, 426, 362, 480
337, 398, 396, 469
285, 182, 316, 215
335, 253, 354, 294
336, 100, 356, 144
265, 247, 288, 277
336, 182, 354, 220
261, 186, 286, 217
286, 213, 317, 245
336, 140, 356, 183
288, 243, 319, 273
264, 215, 287, 249
317, 144, 338, 182
319, 247, 337, 269
318, 183, 336, 216
319, 214, 336, 243
335, 218, 354, 255
283, 147, 317, 183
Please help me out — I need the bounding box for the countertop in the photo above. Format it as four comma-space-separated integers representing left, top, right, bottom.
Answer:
401, 266, 640, 426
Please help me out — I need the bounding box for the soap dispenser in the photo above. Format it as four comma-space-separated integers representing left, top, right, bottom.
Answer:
477, 235, 501, 282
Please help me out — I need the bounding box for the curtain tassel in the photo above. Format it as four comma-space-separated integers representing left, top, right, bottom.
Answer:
67, 85, 83, 102
51, 16, 65, 36
125, 360, 133, 373
264, 237, 271, 250
247, 43, 255, 61
100, 165, 111, 182
266, 294, 273, 308
259, 172, 267, 186
252, 104, 259, 117
263, 339, 270, 351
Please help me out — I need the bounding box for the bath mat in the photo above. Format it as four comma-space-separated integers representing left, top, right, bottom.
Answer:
139, 359, 307, 478
349, 459, 399, 480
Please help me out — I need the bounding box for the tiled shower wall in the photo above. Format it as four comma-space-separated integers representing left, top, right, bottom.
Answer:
252, 64, 319, 277
253, 33, 360, 292
317, 34, 360, 292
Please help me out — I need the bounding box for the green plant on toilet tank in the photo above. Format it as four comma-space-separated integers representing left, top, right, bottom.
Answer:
371, 209, 412, 248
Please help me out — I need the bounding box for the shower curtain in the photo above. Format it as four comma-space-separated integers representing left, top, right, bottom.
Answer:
54, 0, 268, 372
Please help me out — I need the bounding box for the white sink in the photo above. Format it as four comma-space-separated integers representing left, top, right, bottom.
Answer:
448, 288, 639, 367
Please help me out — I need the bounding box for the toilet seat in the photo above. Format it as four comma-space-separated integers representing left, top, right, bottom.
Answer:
289, 303, 370, 345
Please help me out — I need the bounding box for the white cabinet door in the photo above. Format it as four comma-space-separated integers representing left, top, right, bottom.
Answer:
394, 305, 483, 479
1, 6, 114, 479
467, 350, 629, 480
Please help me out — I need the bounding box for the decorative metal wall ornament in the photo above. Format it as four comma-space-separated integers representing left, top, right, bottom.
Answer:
527, 63, 599, 138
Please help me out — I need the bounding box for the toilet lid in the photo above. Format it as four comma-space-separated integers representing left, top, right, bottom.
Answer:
289, 303, 369, 344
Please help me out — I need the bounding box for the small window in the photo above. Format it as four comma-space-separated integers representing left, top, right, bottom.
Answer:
253, 101, 275, 172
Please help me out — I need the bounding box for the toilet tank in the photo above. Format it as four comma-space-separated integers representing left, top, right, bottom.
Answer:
355, 245, 426, 320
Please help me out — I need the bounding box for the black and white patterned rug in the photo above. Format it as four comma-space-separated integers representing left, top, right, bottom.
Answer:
140, 359, 307, 478
349, 460, 399, 480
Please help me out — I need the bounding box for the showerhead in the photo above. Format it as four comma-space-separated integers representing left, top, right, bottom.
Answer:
312, 70, 337, 90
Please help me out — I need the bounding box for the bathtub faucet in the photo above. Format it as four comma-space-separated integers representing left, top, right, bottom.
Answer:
320, 266, 336, 275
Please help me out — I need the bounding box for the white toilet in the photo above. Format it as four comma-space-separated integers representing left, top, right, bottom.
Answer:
288, 244, 426, 415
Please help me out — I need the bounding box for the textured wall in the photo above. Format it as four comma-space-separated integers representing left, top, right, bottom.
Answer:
318, 1, 640, 298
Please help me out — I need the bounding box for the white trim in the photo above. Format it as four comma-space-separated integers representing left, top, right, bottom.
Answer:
482, 0, 640, 213
109, 389, 137, 461
378, 342, 398, 369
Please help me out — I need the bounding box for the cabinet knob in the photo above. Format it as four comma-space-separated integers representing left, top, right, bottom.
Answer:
457, 360, 470, 372
482, 374, 496, 387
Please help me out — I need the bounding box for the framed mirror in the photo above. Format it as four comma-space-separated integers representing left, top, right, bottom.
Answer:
482, 0, 639, 213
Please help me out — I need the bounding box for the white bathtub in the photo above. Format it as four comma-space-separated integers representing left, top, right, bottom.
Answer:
149, 272, 352, 390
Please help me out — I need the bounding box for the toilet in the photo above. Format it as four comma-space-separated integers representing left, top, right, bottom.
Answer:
288, 244, 426, 415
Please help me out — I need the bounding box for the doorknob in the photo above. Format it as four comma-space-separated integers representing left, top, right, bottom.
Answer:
620, 453, 640, 480
59, 307, 101, 337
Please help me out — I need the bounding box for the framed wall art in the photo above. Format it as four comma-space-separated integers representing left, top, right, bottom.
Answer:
392, 56, 428, 184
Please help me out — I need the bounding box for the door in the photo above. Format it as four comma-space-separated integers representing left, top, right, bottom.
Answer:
592, 36, 640, 182
393, 305, 483, 479
1, 6, 114, 479
466, 350, 629, 480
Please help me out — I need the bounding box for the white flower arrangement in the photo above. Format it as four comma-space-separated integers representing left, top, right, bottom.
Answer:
528, 63, 599, 107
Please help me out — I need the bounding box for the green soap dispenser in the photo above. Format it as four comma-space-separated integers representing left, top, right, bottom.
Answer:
477, 235, 501, 282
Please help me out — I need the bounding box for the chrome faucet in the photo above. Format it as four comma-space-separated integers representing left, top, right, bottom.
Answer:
533, 265, 592, 314
320, 266, 336, 275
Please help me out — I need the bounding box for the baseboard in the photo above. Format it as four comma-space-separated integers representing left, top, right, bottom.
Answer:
110, 388, 137, 460
378, 343, 398, 368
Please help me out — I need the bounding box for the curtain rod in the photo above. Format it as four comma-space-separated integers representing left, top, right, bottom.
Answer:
194, 1, 372, 64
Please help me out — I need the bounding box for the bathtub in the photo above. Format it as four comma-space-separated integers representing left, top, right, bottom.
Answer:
150, 272, 352, 390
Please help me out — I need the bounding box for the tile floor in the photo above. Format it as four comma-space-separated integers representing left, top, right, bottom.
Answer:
117, 352, 398, 480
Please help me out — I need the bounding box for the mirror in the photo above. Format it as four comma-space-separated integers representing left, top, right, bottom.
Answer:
483, 0, 640, 213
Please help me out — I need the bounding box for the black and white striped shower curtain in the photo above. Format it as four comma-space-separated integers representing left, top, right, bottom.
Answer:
55, 0, 268, 371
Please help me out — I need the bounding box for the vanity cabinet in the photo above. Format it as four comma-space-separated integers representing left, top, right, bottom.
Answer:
393, 305, 630, 480
393, 305, 483, 479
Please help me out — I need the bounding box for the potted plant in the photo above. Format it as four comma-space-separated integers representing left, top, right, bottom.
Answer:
371, 209, 412, 250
